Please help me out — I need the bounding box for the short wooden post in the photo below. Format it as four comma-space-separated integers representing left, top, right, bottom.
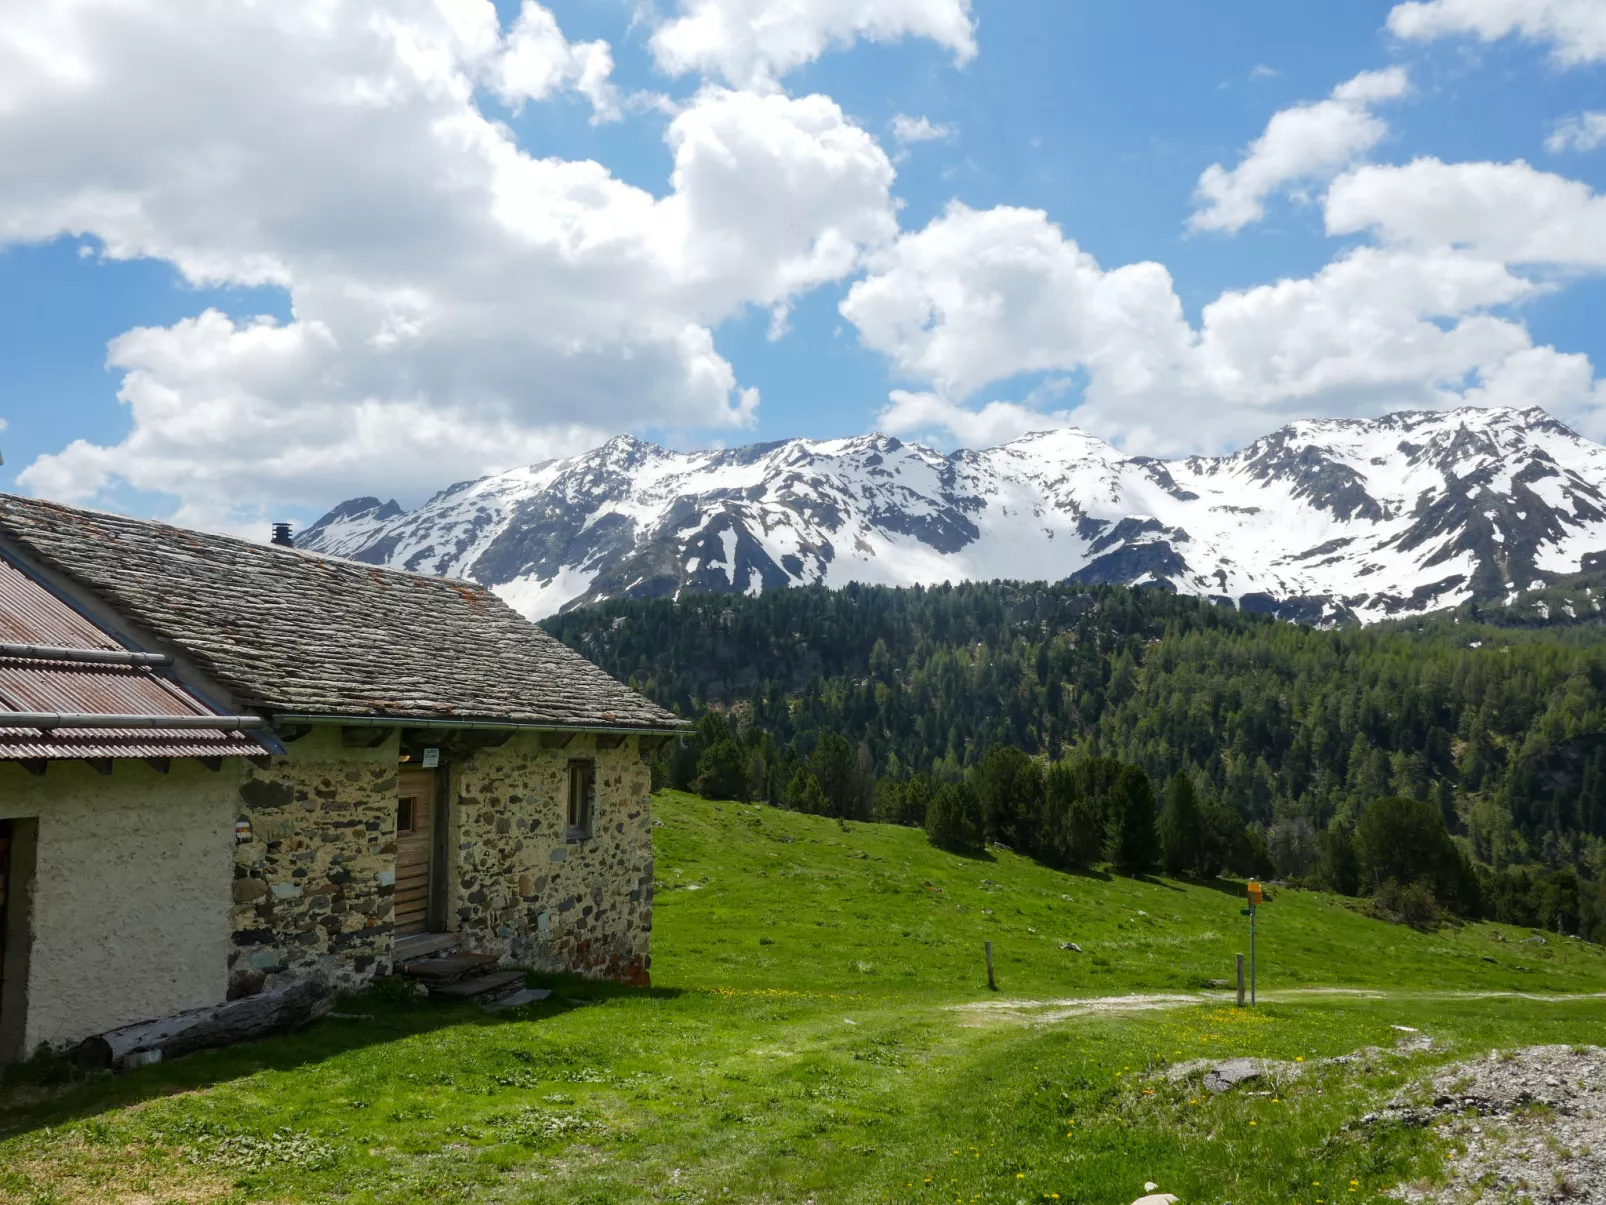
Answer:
984, 940, 996, 991
1235, 953, 1246, 1008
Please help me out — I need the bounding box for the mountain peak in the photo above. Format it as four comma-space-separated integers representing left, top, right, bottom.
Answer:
297, 405, 1606, 624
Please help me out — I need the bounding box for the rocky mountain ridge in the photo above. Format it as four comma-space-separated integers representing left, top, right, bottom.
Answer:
297, 405, 1606, 623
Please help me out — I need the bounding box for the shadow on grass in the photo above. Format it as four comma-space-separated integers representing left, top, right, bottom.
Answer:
932, 845, 998, 863
1064, 865, 1114, 882
0, 972, 682, 1139
1181, 874, 1253, 899
1106, 871, 1252, 897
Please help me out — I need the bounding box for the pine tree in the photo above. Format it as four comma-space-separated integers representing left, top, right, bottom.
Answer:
1104, 765, 1158, 874
810, 733, 862, 819
925, 781, 981, 852
1197, 800, 1247, 880
785, 768, 828, 815
974, 744, 1041, 851
1315, 823, 1360, 896
1043, 759, 1105, 869
548, 579, 1606, 938
696, 739, 749, 801
1356, 795, 1461, 900
1157, 771, 1202, 876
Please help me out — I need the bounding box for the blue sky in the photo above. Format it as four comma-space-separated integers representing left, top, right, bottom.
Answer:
1, 0, 1604, 532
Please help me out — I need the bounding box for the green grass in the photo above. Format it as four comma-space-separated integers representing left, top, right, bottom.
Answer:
2, 792, 1603, 1205
649, 793, 1605, 997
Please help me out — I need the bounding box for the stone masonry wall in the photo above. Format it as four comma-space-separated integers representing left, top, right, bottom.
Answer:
229, 726, 654, 996
229, 728, 397, 998
451, 733, 654, 985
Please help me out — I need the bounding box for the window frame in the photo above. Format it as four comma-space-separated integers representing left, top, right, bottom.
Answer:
566, 759, 596, 840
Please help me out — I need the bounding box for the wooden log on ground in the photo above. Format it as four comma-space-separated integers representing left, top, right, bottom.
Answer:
77, 976, 332, 1070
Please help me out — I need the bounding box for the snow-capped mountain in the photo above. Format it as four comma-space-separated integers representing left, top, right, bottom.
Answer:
297, 406, 1606, 623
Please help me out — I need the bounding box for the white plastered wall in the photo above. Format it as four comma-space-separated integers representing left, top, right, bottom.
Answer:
0, 759, 239, 1056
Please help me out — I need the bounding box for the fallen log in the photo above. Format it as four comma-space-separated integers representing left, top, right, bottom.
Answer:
77, 976, 332, 1070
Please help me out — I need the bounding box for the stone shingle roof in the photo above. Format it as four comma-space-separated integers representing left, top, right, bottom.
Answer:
0, 494, 683, 731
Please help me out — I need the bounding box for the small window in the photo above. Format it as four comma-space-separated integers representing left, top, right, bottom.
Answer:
397, 797, 415, 833
567, 760, 595, 837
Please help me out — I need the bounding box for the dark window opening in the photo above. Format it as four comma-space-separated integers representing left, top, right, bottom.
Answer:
397, 797, 414, 833
0, 818, 11, 963
0, 816, 33, 1065
567, 761, 595, 838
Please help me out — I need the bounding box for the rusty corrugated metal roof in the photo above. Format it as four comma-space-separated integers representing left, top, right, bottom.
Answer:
0, 554, 264, 761
0, 728, 267, 760
0, 658, 199, 715
0, 559, 120, 649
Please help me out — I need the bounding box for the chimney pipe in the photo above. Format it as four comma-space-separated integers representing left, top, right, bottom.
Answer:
271, 522, 294, 547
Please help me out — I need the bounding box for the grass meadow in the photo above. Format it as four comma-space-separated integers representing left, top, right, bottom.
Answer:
3, 791, 1604, 1204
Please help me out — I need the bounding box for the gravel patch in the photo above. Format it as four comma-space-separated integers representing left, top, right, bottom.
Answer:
1160, 1032, 1435, 1094
1363, 1045, 1606, 1203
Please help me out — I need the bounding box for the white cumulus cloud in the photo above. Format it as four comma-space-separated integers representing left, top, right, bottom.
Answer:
0, 0, 898, 528
1325, 158, 1606, 268
1387, 0, 1606, 66
649, 0, 976, 88
877, 390, 1075, 448
842, 197, 1600, 454
890, 113, 952, 143
1190, 67, 1409, 234
489, 1, 621, 121
1548, 112, 1606, 153
842, 203, 1191, 404
1462, 345, 1606, 433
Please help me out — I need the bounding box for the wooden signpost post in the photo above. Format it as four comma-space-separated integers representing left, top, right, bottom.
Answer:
1243, 881, 1262, 1006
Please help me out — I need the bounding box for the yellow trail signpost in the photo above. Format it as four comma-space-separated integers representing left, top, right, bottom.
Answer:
1240, 881, 1263, 1006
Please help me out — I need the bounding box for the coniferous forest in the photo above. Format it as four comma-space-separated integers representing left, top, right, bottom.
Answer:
545, 581, 1606, 940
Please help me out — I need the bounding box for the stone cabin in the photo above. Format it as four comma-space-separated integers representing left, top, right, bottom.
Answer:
0, 493, 683, 1062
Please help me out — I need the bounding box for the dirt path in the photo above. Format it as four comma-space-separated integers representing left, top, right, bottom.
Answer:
951, 993, 1205, 1025
949, 988, 1606, 1026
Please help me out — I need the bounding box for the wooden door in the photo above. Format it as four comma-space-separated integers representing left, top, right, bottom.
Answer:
395, 769, 435, 935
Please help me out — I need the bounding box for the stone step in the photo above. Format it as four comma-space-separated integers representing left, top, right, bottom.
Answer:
392, 932, 460, 963
400, 952, 501, 983
482, 988, 552, 1013
430, 971, 528, 1001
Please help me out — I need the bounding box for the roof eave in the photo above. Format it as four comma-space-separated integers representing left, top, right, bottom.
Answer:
268, 712, 689, 736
